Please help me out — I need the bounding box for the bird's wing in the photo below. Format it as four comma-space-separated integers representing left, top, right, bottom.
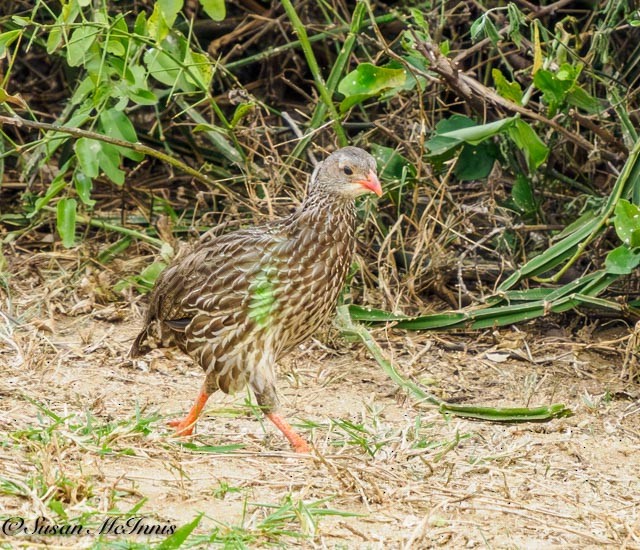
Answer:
145, 225, 288, 343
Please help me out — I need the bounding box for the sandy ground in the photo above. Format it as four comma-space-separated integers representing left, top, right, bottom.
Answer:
1, 266, 640, 548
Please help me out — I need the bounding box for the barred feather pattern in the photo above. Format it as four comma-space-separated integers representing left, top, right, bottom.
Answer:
130, 159, 365, 411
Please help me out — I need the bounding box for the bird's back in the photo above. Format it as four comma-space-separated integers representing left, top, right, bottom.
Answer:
130, 202, 356, 372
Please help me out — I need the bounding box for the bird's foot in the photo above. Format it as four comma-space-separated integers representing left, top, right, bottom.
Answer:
167, 418, 195, 437
292, 438, 310, 454
266, 412, 311, 454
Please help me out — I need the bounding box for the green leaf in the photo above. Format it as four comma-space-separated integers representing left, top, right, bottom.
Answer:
507, 3, 526, 46
454, 142, 497, 181
230, 101, 255, 128
440, 117, 516, 144
484, 17, 501, 45
74, 170, 96, 207
28, 172, 68, 219
57, 198, 77, 248
613, 199, 640, 247
370, 144, 416, 182
426, 115, 517, 160
605, 246, 640, 275
98, 143, 125, 185
66, 26, 98, 67
99, 109, 144, 161
75, 138, 101, 178
470, 16, 486, 42
148, 0, 183, 41
492, 68, 523, 104
155, 514, 202, 550
0, 30, 20, 59
511, 174, 536, 213
144, 35, 209, 93
566, 86, 601, 114
200, 0, 226, 21
507, 119, 549, 170
46, 25, 62, 54
338, 63, 406, 112
533, 67, 574, 115
159, 0, 183, 27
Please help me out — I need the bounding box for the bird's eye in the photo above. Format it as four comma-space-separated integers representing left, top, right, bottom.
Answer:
343, 166, 353, 176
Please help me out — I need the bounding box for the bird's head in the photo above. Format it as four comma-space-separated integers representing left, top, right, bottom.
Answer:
310, 146, 382, 200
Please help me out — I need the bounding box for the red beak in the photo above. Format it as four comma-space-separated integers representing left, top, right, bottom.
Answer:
357, 171, 383, 197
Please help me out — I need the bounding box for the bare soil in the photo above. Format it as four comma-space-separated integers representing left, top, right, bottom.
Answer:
1, 256, 639, 549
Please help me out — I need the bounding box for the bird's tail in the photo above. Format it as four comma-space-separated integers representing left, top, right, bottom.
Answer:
129, 330, 151, 358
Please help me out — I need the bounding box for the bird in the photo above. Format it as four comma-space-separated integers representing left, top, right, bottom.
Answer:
130, 146, 382, 453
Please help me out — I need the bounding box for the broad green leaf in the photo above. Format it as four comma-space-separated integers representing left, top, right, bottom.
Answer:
470, 16, 486, 42
492, 68, 523, 104
184, 49, 213, 90
484, 17, 501, 44
507, 119, 549, 170
605, 246, 640, 275
454, 142, 497, 181
566, 86, 601, 114
613, 199, 640, 247
507, 3, 526, 46
338, 63, 406, 96
74, 170, 96, 207
100, 108, 137, 142
200, 0, 226, 21
99, 109, 144, 161
0, 30, 20, 59
338, 63, 406, 112
511, 174, 536, 213
126, 87, 158, 105
98, 143, 125, 185
57, 198, 77, 248
66, 26, 98, 67
470, 14, 500, 44
371, 144, 416, 182
159, 0, 183, 28
439, 117, 516, 144
134, 11, 147, 35
426, 116, 517, 160
115, 261, 167, 292
144, 35, 204, 93
46, 25, 62, 54
75, 138, 101, 178
425, 115, 476, 158
106, 39, 125, 57
148, 0, 182, 41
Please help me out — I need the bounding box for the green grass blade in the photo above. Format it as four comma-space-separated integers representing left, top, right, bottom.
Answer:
439, 402, 572, 421
338, 307, 572, 423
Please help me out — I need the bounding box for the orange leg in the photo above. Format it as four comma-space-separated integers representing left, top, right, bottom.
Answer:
266, 412, 310, 453
168, 387, 210, 436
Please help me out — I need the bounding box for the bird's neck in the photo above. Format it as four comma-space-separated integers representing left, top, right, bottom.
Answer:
296, 191, 357, 234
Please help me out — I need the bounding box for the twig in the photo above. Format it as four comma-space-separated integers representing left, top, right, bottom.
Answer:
0, 115, 226, 191
453, 0, 576, 65
412, 39, 621, 162
39, 206, 165, 248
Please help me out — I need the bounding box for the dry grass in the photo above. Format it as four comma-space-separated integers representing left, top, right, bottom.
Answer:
1, 252, 639, 549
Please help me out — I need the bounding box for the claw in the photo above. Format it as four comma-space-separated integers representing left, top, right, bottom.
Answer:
167, 418, 195, 436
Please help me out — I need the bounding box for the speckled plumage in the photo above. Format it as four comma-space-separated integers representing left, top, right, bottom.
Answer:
130, 147, 381, 451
